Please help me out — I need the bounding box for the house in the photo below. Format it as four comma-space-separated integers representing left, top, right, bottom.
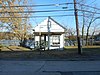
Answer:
34, 17, 66, 50
93, 33, 100, 45
94, 33, 100, 41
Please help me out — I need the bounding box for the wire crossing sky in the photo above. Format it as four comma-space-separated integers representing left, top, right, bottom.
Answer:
26, 0, 100, 29
0, 0, 100, 29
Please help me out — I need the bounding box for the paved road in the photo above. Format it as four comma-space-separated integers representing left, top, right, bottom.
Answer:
0, 60, 100, 75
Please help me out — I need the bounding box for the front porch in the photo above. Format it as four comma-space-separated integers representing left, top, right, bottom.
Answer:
34, 32, 64, 50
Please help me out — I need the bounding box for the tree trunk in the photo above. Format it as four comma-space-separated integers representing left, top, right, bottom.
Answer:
86, 16, 94, 46
82, 11, 85, 46
91, 31, 95, 46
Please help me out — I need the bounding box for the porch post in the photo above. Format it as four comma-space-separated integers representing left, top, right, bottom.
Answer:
44, 34, 46, 50
47, 16, 51, 50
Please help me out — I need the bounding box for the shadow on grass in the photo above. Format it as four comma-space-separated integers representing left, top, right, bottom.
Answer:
0, 47, 100, 60
6, 46, 14, 51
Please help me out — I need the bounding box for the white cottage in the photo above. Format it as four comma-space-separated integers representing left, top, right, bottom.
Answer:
34, 17, 66, 50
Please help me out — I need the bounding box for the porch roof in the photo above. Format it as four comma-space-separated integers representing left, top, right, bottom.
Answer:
34, 32, 64, 36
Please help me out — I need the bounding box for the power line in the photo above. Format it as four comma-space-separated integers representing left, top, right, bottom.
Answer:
0, 15, 74, 18
0, 2, 100, 11
0, 14, 91, 18
0, 3, 100, 14
78, 3, 100, 10
89, 0, 97, 5
0, 9, 100, 15
0, 3, 74, 8
78, 0, 84, 3
0, 9, 74, 13
78, 9, 100, 14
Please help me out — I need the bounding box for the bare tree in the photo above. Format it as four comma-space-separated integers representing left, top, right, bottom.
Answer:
0, 0, 33, 46
65, 27, 76, 46
78, 0, 100, 46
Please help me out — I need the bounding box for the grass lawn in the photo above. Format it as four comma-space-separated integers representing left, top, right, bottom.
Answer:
0, 46, 100, 60
0, 46, 30, 51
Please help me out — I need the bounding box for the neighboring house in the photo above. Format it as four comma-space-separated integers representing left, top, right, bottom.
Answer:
64, 36, 77, 46
93, 33, 100, 45
94, 33, 100, 41
34, 17, 66, 50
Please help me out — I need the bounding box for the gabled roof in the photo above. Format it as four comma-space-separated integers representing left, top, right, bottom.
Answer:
34, 17, 67, 33
49, 17, 66, 30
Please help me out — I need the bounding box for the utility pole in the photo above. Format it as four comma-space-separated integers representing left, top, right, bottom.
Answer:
73, 0, 82, 54
47, 16, 50, 50
39, 24, 42, 54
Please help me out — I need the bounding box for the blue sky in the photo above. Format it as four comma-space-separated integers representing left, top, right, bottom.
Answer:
27, 0, 100, 29
28, 0, 75, 28
0, 0, 100, 33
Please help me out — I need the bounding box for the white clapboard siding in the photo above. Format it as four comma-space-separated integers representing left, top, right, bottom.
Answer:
35, 17, 65, 32
34, 17, 66, 50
